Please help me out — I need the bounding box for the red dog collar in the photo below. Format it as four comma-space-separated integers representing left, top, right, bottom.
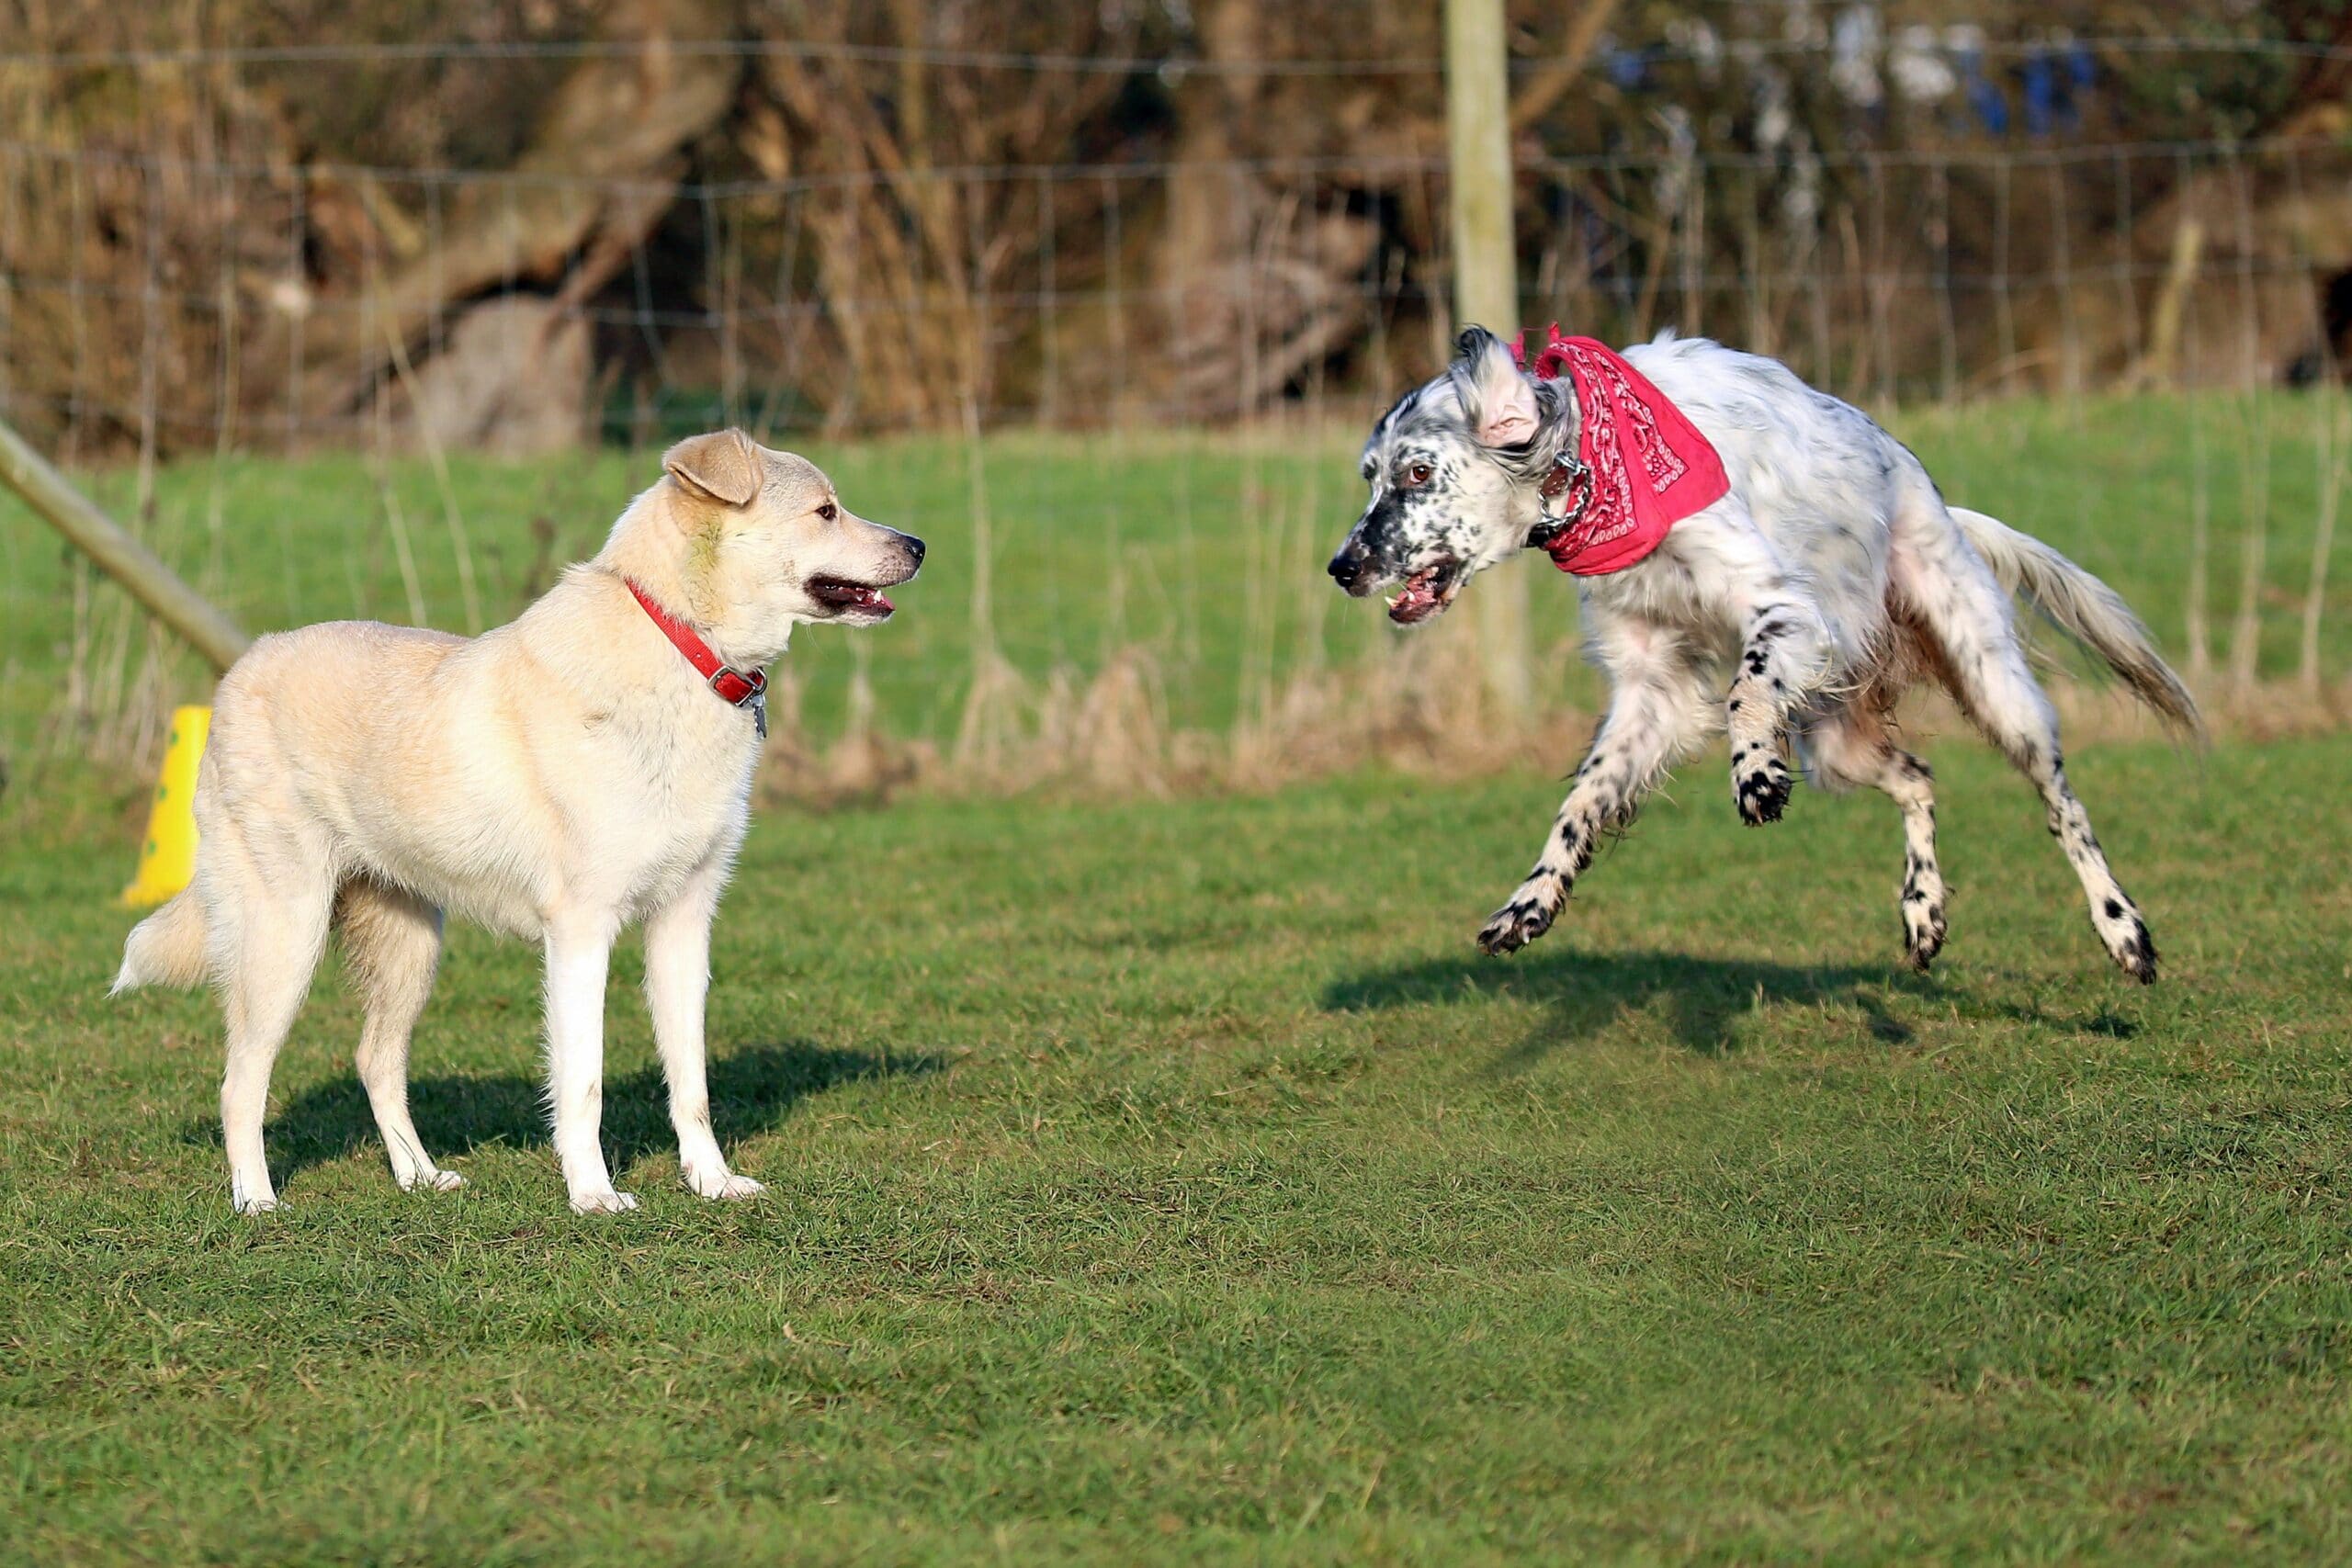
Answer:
625, 579, 768, 732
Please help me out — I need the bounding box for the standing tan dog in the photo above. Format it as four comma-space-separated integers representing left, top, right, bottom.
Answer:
115, 430, 923, 1213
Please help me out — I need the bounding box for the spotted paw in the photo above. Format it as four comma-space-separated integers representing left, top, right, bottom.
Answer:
1901, 903, 1949, 973
569, 1189, 640, 1215
1735, 755, 1792, 826
2102, 908, 2159, 985
1476, 886, 1558, 956
1899, 865, 1948, 972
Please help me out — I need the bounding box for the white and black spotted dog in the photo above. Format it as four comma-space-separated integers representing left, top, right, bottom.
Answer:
1328, 326, 2200, 980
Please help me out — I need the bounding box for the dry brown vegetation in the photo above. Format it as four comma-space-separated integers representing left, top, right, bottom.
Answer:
11, 2, 2352, 464
753, 638, 2352, 813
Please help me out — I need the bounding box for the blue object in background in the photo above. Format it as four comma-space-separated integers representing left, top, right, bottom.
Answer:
2023, 49, 2055, 137
2024, 43, 2095, 136
2066, 41, 2096, 128
1958, 44, 2008, 135
2069, 43, 2096, 91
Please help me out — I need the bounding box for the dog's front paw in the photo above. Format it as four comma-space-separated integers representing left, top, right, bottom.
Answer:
400, 1168, 467, 1194
2095, 898, 2158, 986
1899, 863, 1949, 972
568, 1189, 640, 1215
1734, 754, 1792, 826
685, 1168, 765, 1201
1901, 899, 1949, 973
1476, 879, 1562, 956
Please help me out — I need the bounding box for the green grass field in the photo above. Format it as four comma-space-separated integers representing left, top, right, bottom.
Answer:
2, 389, 2347, 769
3, 397, 2350, 1561
5, 736, 2350, 1561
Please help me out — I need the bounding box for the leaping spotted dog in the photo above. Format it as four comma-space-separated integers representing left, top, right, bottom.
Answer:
1328, 325, 2200, 981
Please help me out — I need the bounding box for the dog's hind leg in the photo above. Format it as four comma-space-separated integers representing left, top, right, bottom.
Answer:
1963, 662, 2154, 982
1799, 704, 1947, 971
214, 825, 335, 1213
1893, 518, 2158, 983
1477, 630, 1713, 955
336, 877, 458, 1194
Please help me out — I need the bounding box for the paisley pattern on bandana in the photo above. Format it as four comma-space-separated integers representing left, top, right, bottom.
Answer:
1510, 326, 1730, 576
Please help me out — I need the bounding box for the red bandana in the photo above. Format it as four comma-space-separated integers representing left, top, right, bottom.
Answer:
1508, 325, 1729, 576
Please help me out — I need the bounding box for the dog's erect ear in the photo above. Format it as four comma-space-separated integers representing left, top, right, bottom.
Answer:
1451, 326, 1540, 449
663, 428, 763, 508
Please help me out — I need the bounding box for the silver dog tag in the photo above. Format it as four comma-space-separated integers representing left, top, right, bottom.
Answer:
751, 691, 768, 740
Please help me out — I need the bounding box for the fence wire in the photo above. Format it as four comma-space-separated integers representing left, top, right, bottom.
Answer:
0, 140, 2343, 447
0, 29, 2346, 781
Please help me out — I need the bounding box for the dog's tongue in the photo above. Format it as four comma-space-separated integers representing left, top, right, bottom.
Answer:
1386, 568, 1446, 625
811, 578, 894, 615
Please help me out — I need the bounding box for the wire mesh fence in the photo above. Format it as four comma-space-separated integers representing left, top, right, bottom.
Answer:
8, 132, 2352, 447
2, 24, 2347, 793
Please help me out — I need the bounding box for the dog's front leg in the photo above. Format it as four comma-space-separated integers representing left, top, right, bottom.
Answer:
545, 914, 634, 1213
645, 861, 763, 1201
1477, 650, 1708, 955
1723, 573, 1827, 828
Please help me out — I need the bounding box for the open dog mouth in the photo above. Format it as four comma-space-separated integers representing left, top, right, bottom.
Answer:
1386, 558, 1464, 626
807, 575, 895, 619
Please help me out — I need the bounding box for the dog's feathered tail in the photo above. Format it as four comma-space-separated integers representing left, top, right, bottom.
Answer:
1951, 506, 2204, 740
114, 889, 208, 994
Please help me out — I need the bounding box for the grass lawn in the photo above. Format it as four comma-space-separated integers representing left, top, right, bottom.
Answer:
3, 389, 2348, 767
5, 734, 2349, 1562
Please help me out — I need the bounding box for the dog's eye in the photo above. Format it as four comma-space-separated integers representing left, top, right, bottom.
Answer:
1405, 463, 1433, 487
816, 502, 837, 521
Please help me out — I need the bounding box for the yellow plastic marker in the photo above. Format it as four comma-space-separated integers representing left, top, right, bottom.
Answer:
120, 705, 209, 908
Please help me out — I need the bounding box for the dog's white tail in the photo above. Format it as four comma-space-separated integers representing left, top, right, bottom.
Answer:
1951, 506, 2204, 739
113, 890, 209, 994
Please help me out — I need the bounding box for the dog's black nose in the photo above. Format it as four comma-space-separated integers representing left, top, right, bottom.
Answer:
1329, 541, 1370, 591
905, 535, 926, 566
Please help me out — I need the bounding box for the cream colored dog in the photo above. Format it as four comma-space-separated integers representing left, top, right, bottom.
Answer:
114, 430, 923, 1214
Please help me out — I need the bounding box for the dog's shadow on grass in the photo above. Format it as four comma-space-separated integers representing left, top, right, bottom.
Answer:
187, 1041, 938, 1185
1325, 945, 1936, 1064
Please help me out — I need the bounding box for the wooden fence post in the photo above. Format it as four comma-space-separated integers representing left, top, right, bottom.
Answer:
1445, 0, 1532, 715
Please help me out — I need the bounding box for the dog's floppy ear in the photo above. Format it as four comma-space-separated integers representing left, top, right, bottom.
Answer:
1451, 326, 1540, 449
663, 428, 763, 508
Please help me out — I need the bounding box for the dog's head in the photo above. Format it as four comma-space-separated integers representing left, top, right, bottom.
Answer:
1328, 327, 1568, 625
658, 428, 924, 640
